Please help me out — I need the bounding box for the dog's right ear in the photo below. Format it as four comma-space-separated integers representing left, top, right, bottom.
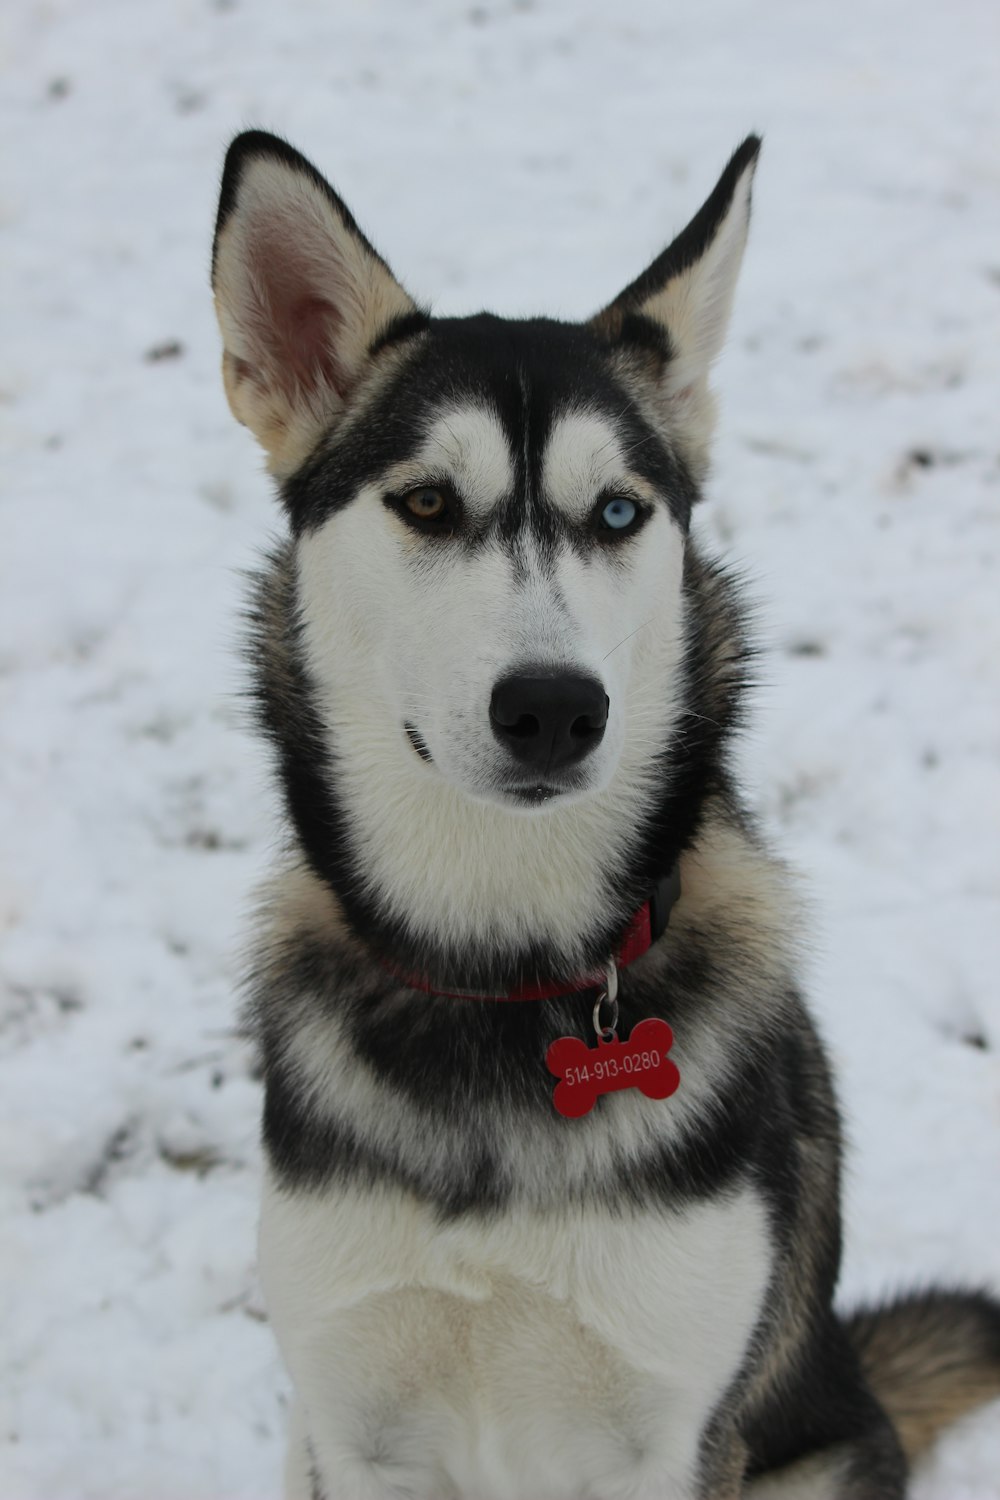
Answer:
591, 136, 761, 480
212, 132, 421, 477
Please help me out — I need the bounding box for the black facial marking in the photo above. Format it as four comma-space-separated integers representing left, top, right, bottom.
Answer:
614, 312, 674, 364
280, 314, 698, 539
404, 722, 433, 763
367, 308, 432, 359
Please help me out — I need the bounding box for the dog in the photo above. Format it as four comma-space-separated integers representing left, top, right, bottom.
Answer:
211, 131, 1000, 1499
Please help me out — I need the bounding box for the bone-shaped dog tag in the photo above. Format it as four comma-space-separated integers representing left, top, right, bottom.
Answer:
545, 1017, 680, 1119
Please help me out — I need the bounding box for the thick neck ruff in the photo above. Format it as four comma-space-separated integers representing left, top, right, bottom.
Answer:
385, 866, 682, 1001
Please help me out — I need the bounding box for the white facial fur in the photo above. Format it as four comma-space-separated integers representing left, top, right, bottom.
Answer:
296, 402, 687, 959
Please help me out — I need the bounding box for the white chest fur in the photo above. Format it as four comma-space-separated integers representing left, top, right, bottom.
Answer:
260, 1173, 772, 1500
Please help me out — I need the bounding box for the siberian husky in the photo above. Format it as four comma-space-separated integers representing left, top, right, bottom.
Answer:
211, 131, 1000, 1499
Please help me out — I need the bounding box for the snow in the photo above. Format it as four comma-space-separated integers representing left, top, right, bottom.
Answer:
1, 0, 998, 1494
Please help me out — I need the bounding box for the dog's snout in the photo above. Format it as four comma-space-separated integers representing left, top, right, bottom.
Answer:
489, 671, 608, 772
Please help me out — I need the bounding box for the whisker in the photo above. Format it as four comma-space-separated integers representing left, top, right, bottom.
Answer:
617, 430, 659, 465
591, 405, 637, 462
602, 618, 654, 662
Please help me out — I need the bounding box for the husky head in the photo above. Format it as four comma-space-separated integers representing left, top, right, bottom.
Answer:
213, 133, 758, 983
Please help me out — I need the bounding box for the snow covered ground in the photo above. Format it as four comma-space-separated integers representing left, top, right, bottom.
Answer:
1, 0, 998, 1495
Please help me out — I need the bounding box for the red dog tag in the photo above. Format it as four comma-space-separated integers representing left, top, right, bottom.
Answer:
545, 1016, 680, 1119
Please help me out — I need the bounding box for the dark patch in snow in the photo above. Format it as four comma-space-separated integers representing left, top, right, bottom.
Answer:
144, 340, 184, 363
899, 447, 970, 479
962, 1032, 990, 1052
184, 826, 248, 851
81, 1119, 140, 1199
158, 1141, 224, 1176
1, 982, 84, 1048
173, 88, 206, 115
743, 435, 817, 463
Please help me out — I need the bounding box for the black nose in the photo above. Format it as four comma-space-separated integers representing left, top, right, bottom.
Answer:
489, 671, 608, 772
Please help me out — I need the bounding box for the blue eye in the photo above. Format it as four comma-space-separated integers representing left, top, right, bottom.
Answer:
600, 497, 638, 531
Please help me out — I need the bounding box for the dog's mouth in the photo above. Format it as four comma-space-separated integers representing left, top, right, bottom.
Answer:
506, 783, 564, 806
404, 722, 584, 808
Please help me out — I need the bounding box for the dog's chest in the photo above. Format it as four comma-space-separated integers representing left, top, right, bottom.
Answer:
260, 1175, 771, 1500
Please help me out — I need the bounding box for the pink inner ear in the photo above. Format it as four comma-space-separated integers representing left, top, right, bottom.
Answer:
248, 230, 350, 402
282, 293, 346, 398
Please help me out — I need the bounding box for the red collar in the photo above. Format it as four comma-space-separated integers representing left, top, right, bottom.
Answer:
386, 867, 681, 1002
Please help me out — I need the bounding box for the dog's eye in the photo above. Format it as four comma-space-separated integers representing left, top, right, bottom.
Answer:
389, 485, 462, 535
601, 498, 636, 530
403, 487, 448, 522
596, 496, 645, 538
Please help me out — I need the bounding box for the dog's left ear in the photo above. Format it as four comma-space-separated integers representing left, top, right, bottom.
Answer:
591, 136, 761, 478
212, 131, 420, 477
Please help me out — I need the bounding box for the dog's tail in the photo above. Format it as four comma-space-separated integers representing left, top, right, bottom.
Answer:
845, 1290, 1000, 1462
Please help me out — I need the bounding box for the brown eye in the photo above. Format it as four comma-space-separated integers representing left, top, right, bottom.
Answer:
403, 487, 448, 521
388, 484, 462, 536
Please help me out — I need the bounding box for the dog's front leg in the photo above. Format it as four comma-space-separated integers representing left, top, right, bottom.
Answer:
282, 1403, 318, 1500
284, 1402, 447, 1500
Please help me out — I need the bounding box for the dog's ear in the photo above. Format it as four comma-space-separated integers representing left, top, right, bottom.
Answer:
212, 132, 421, 476
591, 136, 761, 478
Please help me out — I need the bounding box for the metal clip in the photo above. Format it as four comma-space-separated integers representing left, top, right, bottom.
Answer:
592, 957, 620, 1042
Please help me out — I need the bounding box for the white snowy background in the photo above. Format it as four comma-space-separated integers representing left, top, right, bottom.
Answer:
2, 0, 998, 1495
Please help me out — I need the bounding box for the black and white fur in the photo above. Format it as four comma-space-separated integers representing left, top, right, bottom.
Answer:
212, 132, 1000, 1499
